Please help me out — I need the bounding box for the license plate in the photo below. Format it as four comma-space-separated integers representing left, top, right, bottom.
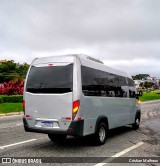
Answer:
41, 121, 53, 128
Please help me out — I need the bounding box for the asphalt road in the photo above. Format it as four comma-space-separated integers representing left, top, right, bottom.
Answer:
0, 100, 160, 166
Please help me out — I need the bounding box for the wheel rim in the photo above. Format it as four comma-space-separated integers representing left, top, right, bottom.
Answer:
99, 126, 106, 142
136, 118, 140, 126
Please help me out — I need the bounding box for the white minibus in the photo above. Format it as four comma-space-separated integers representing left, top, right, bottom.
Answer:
23, 54, 141, 145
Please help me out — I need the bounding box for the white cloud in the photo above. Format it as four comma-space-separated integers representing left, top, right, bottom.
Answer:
0, 0, 160, 76
104, 59, 160, 77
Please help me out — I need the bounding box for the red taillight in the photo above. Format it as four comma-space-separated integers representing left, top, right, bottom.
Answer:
66, 117, 71, 120
22, 100, 25, 113
25, 114, 30, 118
78, 117, 82, 121
72, 100, 80, 120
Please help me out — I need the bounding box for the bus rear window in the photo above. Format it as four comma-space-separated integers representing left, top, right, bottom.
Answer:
26, 64, 73, 93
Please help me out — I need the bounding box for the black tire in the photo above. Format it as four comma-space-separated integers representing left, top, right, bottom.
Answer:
132, 113, 140, 130
94, 122, 108, 146
48, 134, 67, 143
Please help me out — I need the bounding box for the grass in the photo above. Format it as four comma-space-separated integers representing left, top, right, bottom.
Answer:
0, 91, 160, 114
0, 103, 22, 114
139, 91, 160, 102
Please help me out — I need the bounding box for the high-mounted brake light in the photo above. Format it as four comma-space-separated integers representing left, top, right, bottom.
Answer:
72, 100, 80, 120
48, 64, 53, 66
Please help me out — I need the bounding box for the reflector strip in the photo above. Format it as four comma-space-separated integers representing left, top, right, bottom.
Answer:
22, 100, 25, 107
66, 117, 71, 120
26, 115, 30, 118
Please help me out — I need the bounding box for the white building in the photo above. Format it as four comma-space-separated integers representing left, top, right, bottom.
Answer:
134, 80, 143, 89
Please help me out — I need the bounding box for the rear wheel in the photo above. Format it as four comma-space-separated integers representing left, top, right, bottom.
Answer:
94, 122, 108, 146
132, 113, 140, 130
48, 134, 67, 143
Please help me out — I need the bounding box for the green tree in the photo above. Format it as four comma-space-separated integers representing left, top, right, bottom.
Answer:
143, 82, 153, 88
0, 60, 16, 82
16, 63, 30, 79
0, 60, 29, 83
139, 82, 144, 87
132, 74, 150, 80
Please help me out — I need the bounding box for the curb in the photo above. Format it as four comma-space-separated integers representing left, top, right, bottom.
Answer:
0, 112, 23, 117
141, 99, 160, 104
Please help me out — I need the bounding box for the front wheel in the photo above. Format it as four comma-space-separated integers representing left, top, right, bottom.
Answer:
48, 134, 67, 143
132, 114, 140, 130
94, 122, 108, 146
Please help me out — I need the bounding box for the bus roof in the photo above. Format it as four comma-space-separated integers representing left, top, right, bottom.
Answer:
32, 54, 132, 79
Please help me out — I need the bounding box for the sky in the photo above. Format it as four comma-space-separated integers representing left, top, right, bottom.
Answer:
0, 0, 160, 77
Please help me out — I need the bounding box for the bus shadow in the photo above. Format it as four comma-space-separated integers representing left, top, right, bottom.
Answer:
108, 125, 133, 139
49, 125, 133, 147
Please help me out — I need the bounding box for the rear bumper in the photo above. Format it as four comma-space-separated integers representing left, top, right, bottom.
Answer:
23, 117, 84, 136
23, 117, 67, 135
68, 119, 84, 136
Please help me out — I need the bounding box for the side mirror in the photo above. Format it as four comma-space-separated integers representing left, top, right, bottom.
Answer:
135, 94, 139, 100
138, 91, 143, 96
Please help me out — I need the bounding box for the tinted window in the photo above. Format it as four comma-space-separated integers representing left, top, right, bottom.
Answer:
26, 64, 73, 93
81, 66, 128, 97
127, 78, 136, 98
127, 78, 135, 86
